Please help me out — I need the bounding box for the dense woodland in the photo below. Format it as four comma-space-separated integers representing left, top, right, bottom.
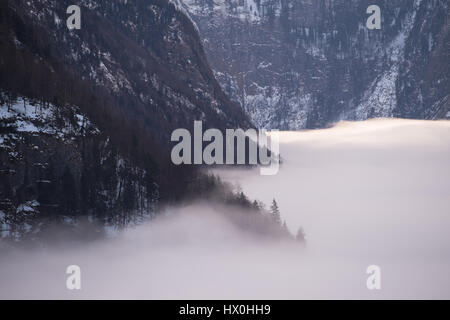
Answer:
0, 0, 295, 242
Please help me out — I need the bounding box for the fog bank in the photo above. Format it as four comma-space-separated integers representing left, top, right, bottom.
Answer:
216, 119, 450, 299
1, 119, 449, 299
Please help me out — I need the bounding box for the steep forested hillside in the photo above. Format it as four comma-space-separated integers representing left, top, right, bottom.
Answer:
0, 0, 253, 239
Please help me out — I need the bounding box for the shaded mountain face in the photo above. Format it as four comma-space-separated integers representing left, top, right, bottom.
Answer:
179, 0, 450, 129
1, 0, 251, 135
0, 0, 252, 235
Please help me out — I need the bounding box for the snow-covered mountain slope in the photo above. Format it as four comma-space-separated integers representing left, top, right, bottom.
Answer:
0, 97, 98, 138
0, 94, 158, 240
181, 0, 450, 129
7, 0, 251, 132
0, 0, 253, 238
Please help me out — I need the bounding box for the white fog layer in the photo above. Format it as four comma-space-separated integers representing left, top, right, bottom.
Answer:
1, 119, 449, 299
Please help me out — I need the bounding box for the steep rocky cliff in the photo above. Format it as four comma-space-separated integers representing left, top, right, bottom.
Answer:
180, 0, 450, 129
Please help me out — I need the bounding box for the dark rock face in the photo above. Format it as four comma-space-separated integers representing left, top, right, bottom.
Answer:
0, 0, 252, 237
1, 0, 251, 134
180, 0, 450, 129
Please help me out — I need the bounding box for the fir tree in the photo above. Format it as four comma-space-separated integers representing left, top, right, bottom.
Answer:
61, 166, 78, 214
296, 227, 306, 242
270, 199, 281, 225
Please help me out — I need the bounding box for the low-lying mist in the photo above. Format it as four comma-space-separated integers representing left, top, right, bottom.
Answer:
0, 203, 303, 299
1, 119, 449, 299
